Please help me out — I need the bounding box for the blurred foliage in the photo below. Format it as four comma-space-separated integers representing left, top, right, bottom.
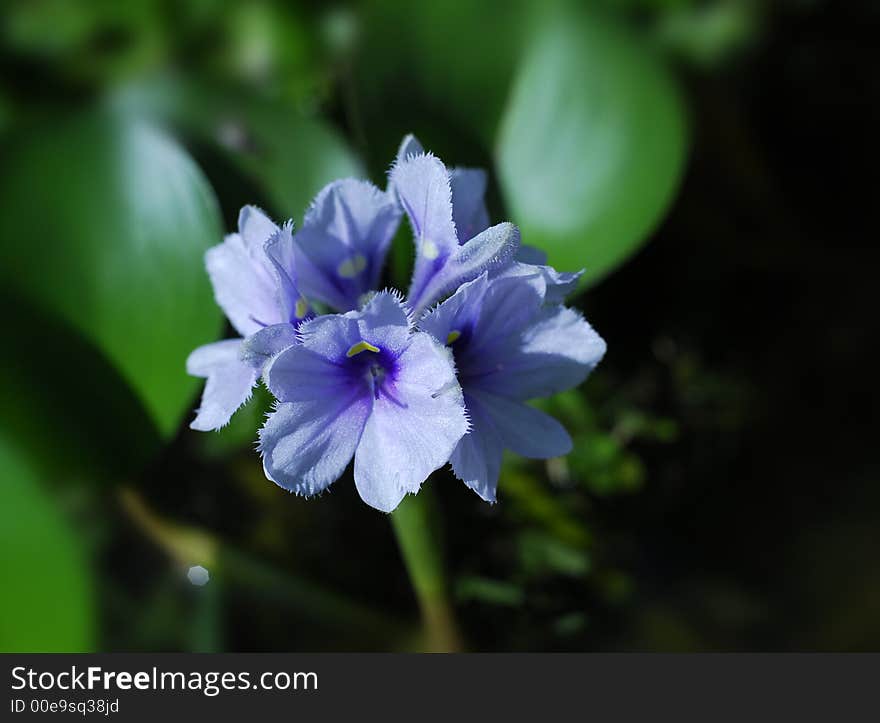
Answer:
0, 292, 160, 481
0, 437, 94, 651
0, 106, 224, 438
114, 76, 363, 224
353, 0, 537, 143
652, 0, 762, 67
1, 0, 876, 653
497, 5, 688, 287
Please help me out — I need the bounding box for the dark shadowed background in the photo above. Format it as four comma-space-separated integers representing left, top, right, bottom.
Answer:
1, 0, 877, 651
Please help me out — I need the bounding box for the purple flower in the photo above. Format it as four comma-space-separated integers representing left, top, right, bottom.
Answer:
258, 292, 468, 512
496, 245, 583, 304
186, 339, 262, 432
391, 134, 580, 315
187, 134, 607, 513
389, 139, 520, 316
419, 273, 606, 502
187, 207, 307, 431
395, 134, 490, 243
291, 179, 401, 312
206, 206, 309, 335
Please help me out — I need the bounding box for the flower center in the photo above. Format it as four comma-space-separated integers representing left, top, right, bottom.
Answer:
368, 362, 387, 389
442, 326, 480, 386
345, 339, 396, 400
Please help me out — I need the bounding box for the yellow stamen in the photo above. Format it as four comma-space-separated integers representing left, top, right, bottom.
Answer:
446, 329, 461, 345
294, 297, 309, 319
337, 254, 367, 278
422, 239, 439, 260
346, 340, 380, 357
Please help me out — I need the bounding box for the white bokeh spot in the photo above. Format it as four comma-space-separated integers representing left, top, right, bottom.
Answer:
187, 565, 210, 586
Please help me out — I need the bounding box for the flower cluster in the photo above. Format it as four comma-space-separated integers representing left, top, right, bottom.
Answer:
187, 135, 606, 512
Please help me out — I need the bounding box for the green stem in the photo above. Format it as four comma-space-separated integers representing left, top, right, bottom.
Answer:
390, 488, 463, 652
119, 487, 409, 646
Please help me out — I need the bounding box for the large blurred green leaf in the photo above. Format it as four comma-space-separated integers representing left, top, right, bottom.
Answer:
2, 0, 166, 85
116, 78, 363, 223
496, 8, 688, 286
355, 0, 535, 144
192, 90, 363, 222
0, 108, 224, 437
0, 437, 94, 651
0, 292, 160, 480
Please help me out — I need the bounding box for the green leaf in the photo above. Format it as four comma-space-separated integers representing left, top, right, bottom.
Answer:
0, 107, 224, 437
355, 0, 535, 144
0, 292, 160, 480
518, 530, 591, 578
655, 0, 763, 69
0, 93, 10, 135
0, 437, 94, 651
496, 7, 688, 287
2, 1, 165, 86
455, 576, 525, 607
205, 93, 363, 222
502, 467, 592, 548
116, 78, 363, 223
